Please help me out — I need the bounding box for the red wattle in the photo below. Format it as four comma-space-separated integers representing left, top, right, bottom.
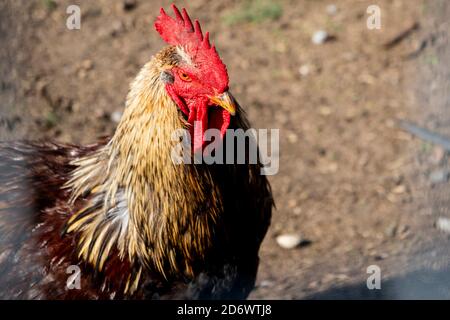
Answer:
209, 108, 230, 139
192, 107, 206, 153
189, 107, 230, 154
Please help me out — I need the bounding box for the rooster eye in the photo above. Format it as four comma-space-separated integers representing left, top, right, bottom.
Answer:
178, 71, 192, 82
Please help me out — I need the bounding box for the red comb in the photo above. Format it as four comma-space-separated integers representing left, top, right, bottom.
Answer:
154, 4, 229, 92
154, 4, 225, 66
155, 4, 210, 49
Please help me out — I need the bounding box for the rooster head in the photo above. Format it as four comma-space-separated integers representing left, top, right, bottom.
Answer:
154, 4, 236, 152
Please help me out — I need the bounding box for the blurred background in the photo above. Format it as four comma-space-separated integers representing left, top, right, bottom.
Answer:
2, 0, 450, 299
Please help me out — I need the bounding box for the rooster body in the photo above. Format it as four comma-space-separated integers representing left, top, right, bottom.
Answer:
0, 6, 272, 299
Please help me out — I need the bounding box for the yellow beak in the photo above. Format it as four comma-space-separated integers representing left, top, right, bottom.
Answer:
209, 91, 236, 116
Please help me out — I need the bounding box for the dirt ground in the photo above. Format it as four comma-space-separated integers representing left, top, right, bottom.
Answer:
2, 0, 450, 299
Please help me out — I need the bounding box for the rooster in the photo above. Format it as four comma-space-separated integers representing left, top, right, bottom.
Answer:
0, 5, 273, 299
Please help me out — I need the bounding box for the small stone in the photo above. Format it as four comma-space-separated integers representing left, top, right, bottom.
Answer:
319, 106, 332, 116
71, 102, 81, 112
81, 59, 93, 71
287, 198, 297, 208
392, 185, 406, 194
436, 217, 450, 233
80, 71, 88, 80
259, 280, 273, 288
276, 233, 309, 249
308, 281, 319, 289
287, 132, 298, 143
312, 30, 329, 45
110, 111, 123, 123
319, 161, 338, 173
429, 169, 450, 184
298, 64, 310, 77
276, 234, 302, 249
326, 4, 338, 15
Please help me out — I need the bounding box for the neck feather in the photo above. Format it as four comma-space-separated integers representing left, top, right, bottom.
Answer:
65, 56, 223, 291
